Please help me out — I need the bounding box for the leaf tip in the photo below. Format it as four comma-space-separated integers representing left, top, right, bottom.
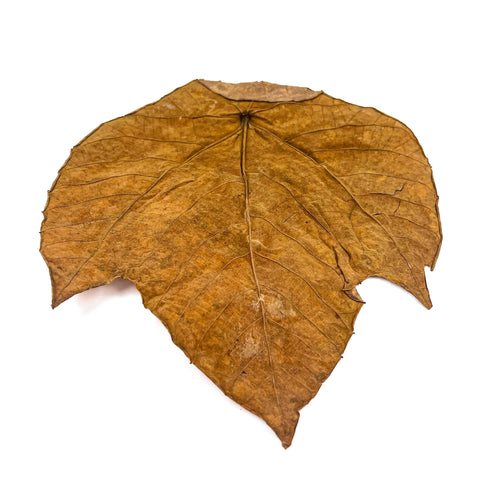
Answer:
419, 289, 433, 310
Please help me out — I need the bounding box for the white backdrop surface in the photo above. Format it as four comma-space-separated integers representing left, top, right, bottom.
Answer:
1, 1, 478, 479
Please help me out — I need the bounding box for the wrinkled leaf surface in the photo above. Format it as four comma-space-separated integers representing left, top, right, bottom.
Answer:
41, 80, 441, 447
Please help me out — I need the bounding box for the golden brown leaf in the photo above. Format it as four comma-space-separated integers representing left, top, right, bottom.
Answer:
40, 80, 441, 447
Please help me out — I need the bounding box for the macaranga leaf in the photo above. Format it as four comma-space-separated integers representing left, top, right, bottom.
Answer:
40, 80, 442, 448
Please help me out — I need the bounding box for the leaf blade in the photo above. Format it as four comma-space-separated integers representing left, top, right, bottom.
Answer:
41, 80, 441, 447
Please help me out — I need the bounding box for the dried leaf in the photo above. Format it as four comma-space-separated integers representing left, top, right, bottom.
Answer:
40, 80, 441, 447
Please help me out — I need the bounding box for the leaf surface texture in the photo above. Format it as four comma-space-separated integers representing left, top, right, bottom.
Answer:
41, 80, 441, 447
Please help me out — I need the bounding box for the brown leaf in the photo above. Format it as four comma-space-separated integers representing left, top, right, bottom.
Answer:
40, 80, 441, 447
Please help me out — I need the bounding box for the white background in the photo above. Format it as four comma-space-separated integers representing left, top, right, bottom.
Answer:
1, 1, 479, 479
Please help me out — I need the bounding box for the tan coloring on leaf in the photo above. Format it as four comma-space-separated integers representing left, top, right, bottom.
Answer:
40, 79, 442, 448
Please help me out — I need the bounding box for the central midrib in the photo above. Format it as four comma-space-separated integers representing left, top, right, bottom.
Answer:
239, 113, 280, 408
